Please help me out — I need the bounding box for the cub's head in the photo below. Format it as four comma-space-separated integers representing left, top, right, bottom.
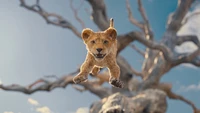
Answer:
81, 27, 117, 60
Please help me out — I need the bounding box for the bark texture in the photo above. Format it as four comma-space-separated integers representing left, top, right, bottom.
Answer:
90, 89, 167, 113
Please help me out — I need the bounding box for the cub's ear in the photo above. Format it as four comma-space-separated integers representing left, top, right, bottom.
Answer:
105, 28, 117, 40
82, 28, 93, 41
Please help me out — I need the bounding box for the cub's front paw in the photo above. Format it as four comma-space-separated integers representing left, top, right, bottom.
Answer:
73, 75, 88, 84
109, 77, 124, 88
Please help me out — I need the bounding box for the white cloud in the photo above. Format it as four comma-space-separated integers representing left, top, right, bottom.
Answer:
0, 79, 2, 85
28, 98, 39, 106
178, 82, 200, 92
175, 6, 200, 68
176, 8, 200, 53
27, 98, 54, 113
4, 112, 14, 113
36, 106, 52, 113
76, 107, 89, 113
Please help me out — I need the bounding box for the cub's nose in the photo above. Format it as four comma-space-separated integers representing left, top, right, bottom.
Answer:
96, 48, 103, 52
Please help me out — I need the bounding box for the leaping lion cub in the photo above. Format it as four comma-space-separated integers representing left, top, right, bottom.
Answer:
73, 18, 123, 88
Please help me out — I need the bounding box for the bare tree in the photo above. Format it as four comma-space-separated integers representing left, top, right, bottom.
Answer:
1, 0, 200, 113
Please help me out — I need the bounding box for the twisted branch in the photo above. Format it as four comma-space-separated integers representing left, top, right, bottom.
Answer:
0, 70, 79, 94
0, 69, 111, 98
190, 55, 200, 67
125, 0, 143, 29
126, 31, 200, 66
176, 35, 200, 47
117, 55, 144, 78
174, 35, 200, 66
137, 0, 153, 40
69, 0, 86, 29
130, 44, 145, 57
167, 0, 195, 32
87, 0, 109, 30
19, 0, 81, 38
182, 11, 200, 25
155, 83, 200, 113
175, 51, 200, 67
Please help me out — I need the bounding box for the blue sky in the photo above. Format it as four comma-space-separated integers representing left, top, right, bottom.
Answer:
0, 0, 200, 113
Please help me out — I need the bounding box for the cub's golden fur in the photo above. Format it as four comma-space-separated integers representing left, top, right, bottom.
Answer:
73, 19, 123, 88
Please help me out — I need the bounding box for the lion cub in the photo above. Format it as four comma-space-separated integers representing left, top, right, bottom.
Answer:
73, 18, 123, 88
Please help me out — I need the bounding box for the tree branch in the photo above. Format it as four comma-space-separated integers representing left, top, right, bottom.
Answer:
190, 55, 200, 67
36, 0, 40, 5
125, 31, 200, 66
182, 11, 200, 26
130, 68, 143, 78
0, 69, 111, 98
125, 0, 143, 29
173, 48, 200, 66
72, 84, 86, 92
167, 0, 195, 32
137, 0, 148, 25
130, 44, 145, 57
69, 0, 86, 29
137, 0, 153, 40
87, 0, 109, 30
174, 51, 200, 67
125, 31, 173, 61
0, 70, 78, 94
176, 35, 200, 47
19, 0, 81, 38
174, 34, 200, 66
155, 83, 200, 113
117, 55, 144, 79
117, 31, 142, 53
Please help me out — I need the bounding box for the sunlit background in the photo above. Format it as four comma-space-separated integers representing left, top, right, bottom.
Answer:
0, 1, 200, 113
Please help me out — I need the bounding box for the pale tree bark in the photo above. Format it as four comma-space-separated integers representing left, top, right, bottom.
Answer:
1, 0, 200, 113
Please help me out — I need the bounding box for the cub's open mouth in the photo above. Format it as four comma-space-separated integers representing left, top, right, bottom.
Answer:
93, 53, 106, 58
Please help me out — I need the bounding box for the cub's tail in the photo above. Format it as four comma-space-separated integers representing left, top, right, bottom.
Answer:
110, 18, 114, 28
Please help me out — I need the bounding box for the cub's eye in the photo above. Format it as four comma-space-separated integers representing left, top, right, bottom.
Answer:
91, 40, 95, 44
104, 40, 108, 44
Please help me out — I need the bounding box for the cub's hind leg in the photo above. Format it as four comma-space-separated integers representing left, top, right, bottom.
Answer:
73, 59, 94, 84
107, 63, 123, 88
90, 66, 100, 76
